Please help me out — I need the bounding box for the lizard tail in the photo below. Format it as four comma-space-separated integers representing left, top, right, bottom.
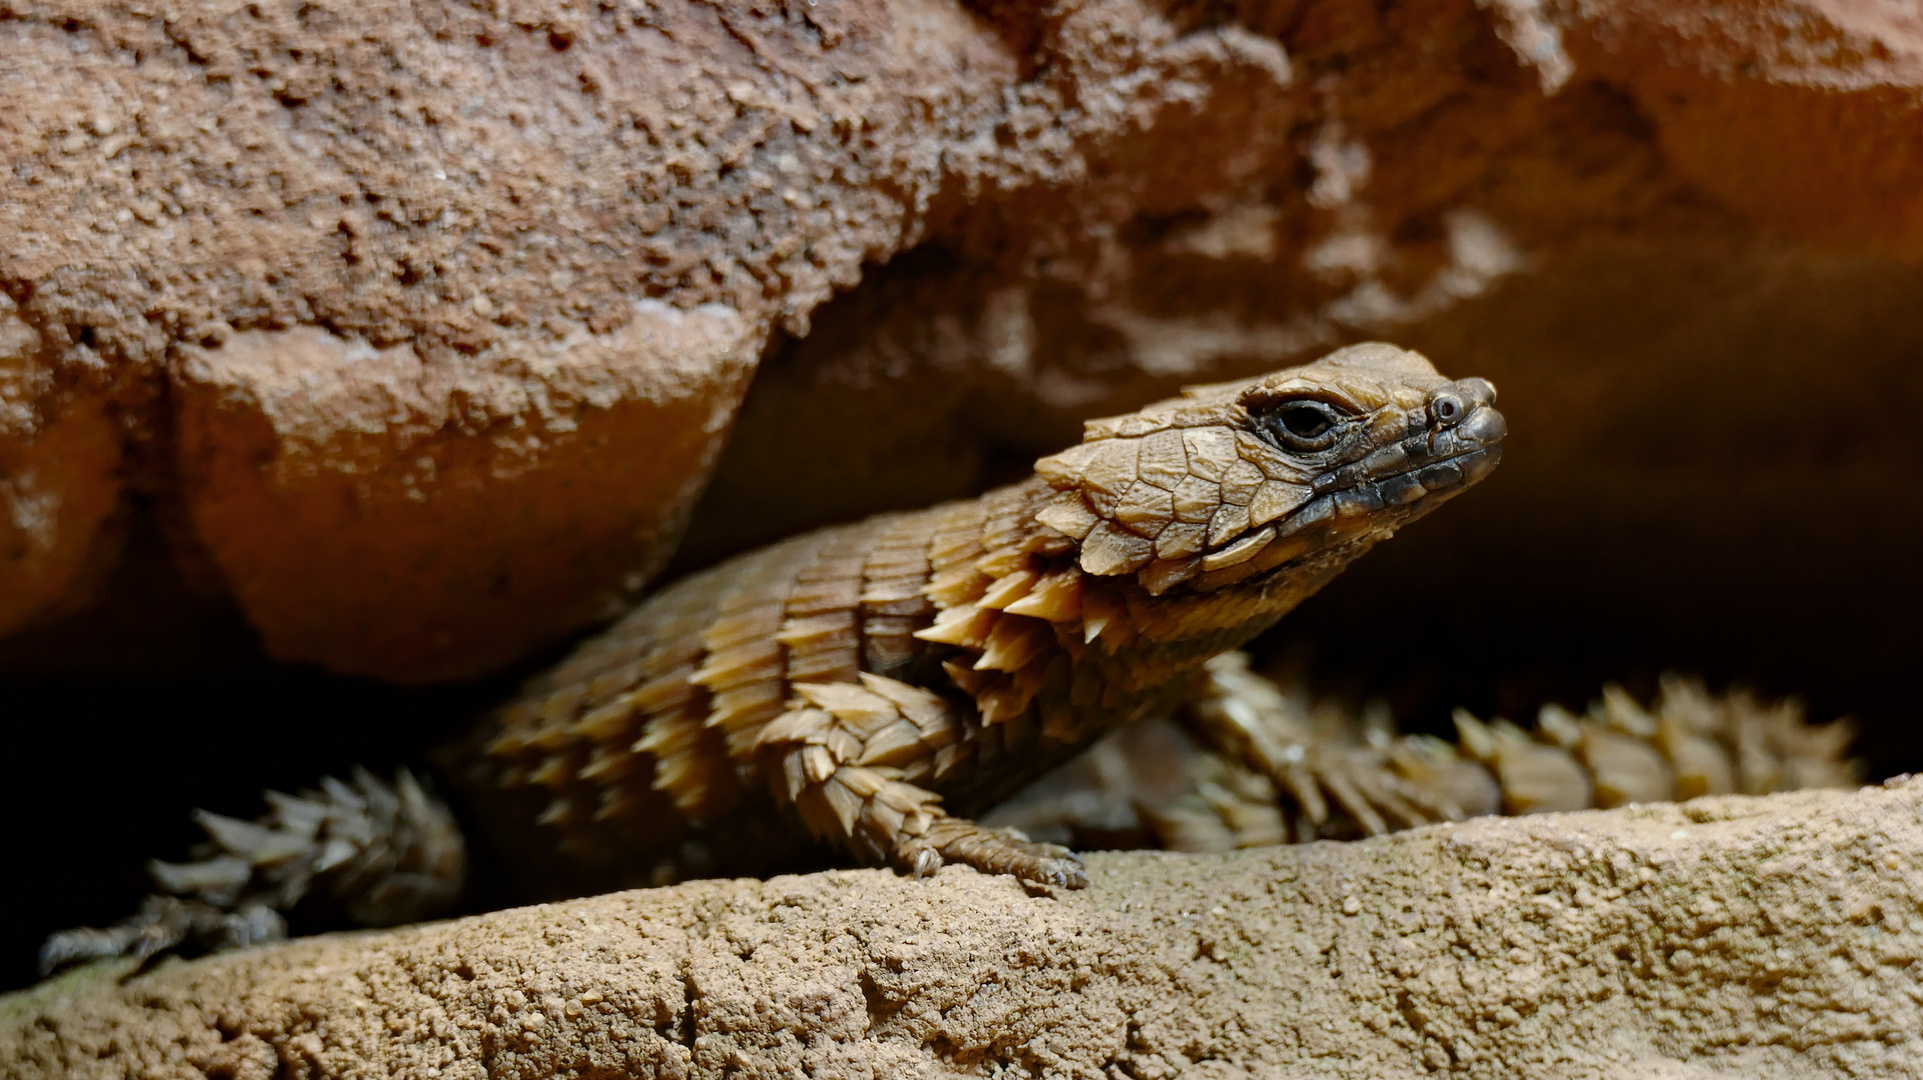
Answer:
39, 768, 465, 977
1152, 662, 1862, 852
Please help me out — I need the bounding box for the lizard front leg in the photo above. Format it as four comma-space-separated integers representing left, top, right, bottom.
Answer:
753, 674, 1088, 888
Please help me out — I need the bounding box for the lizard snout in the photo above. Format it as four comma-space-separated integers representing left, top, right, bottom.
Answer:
1428, 377, 1505, 449
1423, 380, 1505, 486
1455, 403, 1506, 446
1428, 377, 1499, 430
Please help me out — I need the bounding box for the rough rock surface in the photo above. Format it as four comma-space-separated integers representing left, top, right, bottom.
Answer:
170, 308, 754, 675
0, 301, 122, 632
5, 0, 1922, 680
9, 779, 1923, 1079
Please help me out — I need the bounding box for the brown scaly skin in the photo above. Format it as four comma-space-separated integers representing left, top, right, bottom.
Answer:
42, 342, 1506, 972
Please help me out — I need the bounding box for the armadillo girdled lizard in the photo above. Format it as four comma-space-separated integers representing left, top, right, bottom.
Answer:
47, 342, 1514, 972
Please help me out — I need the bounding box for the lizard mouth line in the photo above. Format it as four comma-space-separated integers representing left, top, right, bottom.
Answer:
1188, 444, 1501, 578
1276, 444, 1502, 539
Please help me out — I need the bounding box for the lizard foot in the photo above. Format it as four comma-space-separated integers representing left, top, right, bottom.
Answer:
757, 678, 1088, 889
901, 820, 1089, 888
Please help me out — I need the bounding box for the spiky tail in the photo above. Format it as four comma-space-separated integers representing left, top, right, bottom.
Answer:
1152, 657, 1861, 851
986, 656, 1861, 853
40, 768, 465, 977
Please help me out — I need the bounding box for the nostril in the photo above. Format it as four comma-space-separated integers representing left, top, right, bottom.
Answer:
1430, 393, 1465, 426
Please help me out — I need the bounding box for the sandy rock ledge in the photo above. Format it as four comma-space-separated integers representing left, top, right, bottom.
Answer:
8, 781, 1923, 1079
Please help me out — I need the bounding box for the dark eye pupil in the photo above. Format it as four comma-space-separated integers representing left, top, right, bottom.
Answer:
1277, 405, 1333, 440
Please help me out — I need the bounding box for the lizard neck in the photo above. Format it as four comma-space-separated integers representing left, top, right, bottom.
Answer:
917, 475, 1369, 723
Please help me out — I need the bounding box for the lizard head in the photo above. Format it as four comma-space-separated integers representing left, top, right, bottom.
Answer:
1033, 342, 1504, 596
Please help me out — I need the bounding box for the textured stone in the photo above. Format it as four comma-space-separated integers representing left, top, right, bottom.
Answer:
0, 303, 122, 633
170, 306, 755, 679
10, 779, 1923, 1078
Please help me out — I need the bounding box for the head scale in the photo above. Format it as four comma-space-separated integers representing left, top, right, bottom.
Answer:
1033, 343, 1505, 596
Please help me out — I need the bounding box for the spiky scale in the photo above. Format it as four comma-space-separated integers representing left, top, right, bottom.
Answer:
1101, 661, 1864, 853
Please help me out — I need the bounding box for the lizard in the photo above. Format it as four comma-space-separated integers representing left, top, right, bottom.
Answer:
41, 341, 1507, 974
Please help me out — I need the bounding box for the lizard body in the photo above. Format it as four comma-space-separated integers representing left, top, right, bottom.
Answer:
460, 342, 1504, 891
46, 342, 1510, 970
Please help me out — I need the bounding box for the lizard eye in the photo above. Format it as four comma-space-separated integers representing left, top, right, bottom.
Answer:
1259, 398, 1350, 452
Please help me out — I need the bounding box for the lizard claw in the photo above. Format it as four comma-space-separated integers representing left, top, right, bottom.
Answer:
1035, 853, 1090, 890
909, 846, 944, 879
911, 821, 1089, 889
995, 833, 1089, 888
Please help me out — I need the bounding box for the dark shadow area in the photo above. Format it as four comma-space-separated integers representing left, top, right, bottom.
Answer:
1268, 499, 1923, 775
0, 659, 518, 991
